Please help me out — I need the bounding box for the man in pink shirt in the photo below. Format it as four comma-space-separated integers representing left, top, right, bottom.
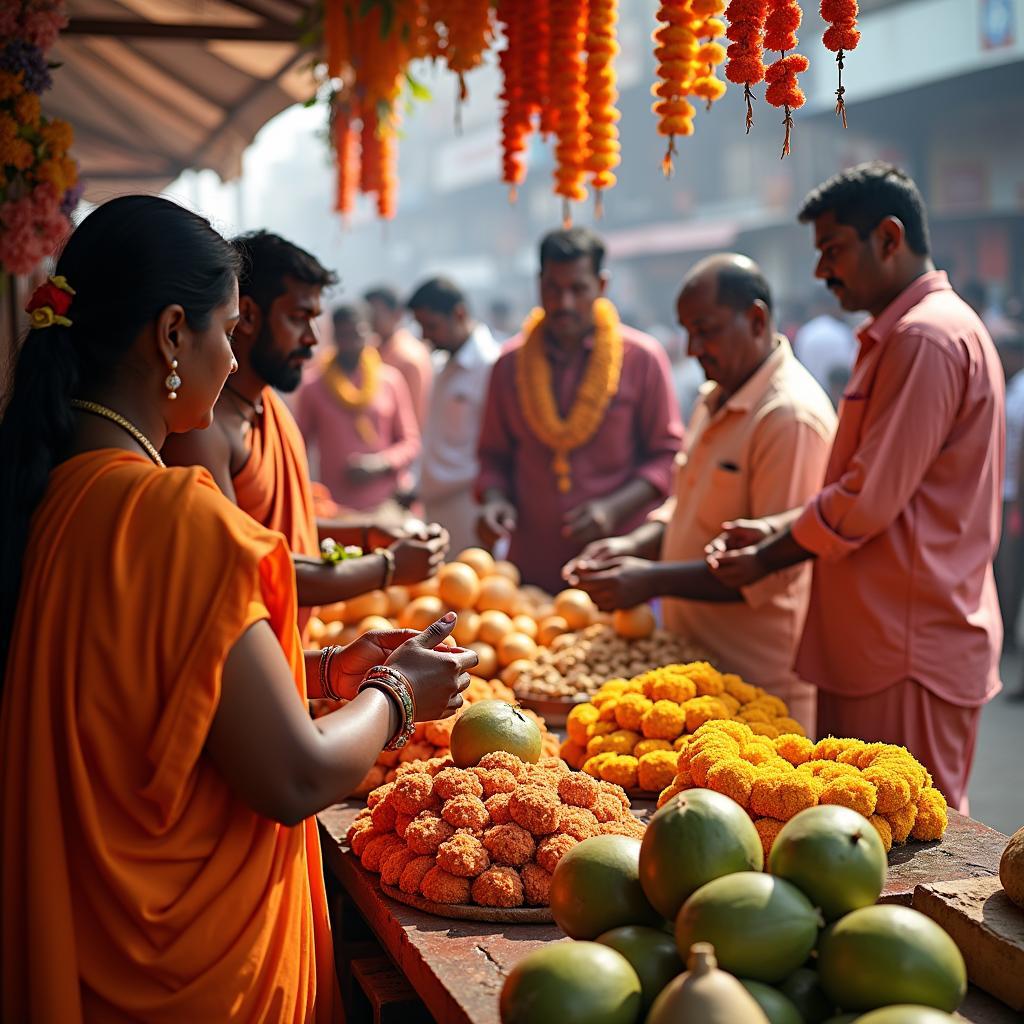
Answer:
707, 163, 1004, 810
297, 303, 420, 513
365, 285, 434, 428
476, 227, 683, 593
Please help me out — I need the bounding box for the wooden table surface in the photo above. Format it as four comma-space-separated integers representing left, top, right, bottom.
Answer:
318, 800, 1015, 1024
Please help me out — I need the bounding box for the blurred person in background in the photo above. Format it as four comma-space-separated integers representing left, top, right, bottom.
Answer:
997, 332, 1024, 654
364, 285, 433, 428
409, 277, 500, 554
476, 226, 683, 593
792, 291, 857, 400
487, 297, 516, 343
565, 254, 836, 732
296, 303, 420, 516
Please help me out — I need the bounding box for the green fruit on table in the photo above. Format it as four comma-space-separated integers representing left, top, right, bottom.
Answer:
675, 872, 821, 984
639, 788, 764, 920
596, 925, 682, 1011
450, 699, 542, 767
550, 835, 661, 940
817, 905, 967, 1012
499, 941, 642, 1024
769, 806, 888, 921
739, 979, 805, 1024
647, 942, 770, 1024
856, 1007, 958, 1024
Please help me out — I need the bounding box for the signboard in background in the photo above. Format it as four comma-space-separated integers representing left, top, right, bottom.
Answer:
981, 0, 1016, 49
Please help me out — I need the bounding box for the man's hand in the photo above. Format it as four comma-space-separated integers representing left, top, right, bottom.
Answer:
478, 496, 517, 547
562, 498, 614, 546
570, 555, 657, 611
705, 544, 768, 589
347, 453, 389, 485
563, 535, 638, 582
390, 533, 447, 586
327, 628, 419, 696
704, 518, 774, 559
368, 518, 448, 552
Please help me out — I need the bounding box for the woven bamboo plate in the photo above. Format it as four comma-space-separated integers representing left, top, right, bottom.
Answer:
380, 882, 555, 923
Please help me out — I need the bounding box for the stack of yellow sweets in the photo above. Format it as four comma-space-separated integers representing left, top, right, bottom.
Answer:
560, 661, 805, 794
657, 719, 949, 856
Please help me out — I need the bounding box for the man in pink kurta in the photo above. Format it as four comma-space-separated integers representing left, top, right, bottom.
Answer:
296, 304, 420, 512
706, 164, 1004, 810
476, 228, 682, 593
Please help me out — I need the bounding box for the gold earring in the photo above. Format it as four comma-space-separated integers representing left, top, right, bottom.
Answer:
165, 359, 181, 400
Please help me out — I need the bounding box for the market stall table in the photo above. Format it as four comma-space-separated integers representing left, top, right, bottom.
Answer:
318, 800, 1017, 1024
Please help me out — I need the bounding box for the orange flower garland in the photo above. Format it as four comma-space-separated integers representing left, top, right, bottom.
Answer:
332, 98, 359, 218
360, 106, 383, 196
497, 0, 530, 196
549, 0, 590, 220
762, 0, 807, 158
376, 118, 399, 220
524, 0, 556, 137
821, 0, 861, 127
691, 0, 728, 111
584, 0, 622, 211
652, 1, 700, 177
724, 0, 769, 132
440, 0, 493, 103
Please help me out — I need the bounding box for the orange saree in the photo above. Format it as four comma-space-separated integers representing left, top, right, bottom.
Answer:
0, 450, 336, 1022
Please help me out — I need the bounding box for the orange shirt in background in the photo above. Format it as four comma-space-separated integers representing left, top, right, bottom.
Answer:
657, 339, 836, 729
233, 386, 320, 632
379, 326, 434, 427
792, 271, 1005, 709
0, 451, 335, 1023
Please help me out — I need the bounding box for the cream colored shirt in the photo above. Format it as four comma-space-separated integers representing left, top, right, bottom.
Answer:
657, 338, 836, 711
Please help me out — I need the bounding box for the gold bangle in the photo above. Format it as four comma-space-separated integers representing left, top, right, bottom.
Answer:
374, 546, 396, 589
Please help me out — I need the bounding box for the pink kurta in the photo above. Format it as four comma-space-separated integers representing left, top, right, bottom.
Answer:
296, 360, 421, 512
379, 327, 434, 428
790, 271, 1004, 807
477, 324, 683, 593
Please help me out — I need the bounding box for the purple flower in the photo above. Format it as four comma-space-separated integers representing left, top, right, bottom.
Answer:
0, 40, 52, 95
60, 180, 83, 218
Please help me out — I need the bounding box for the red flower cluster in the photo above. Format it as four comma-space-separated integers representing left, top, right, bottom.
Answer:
821, 0, 861, 52
26, 278, 72, 318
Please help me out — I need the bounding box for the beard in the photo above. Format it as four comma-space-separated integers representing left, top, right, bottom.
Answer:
249, 322, 310, 392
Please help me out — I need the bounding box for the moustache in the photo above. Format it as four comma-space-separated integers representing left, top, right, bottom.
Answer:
289, 348, 315, 361
826, 279, 844, 291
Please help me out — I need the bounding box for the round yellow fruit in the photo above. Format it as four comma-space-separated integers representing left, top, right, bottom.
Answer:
452, 610, 481, 646
407, 576, 440, 599
358, 615, 394, 633
342, 590, 389, 624
319, 601, 347, 625
613, 605, 656, 640
400, 595, 445, 632
555, 589, 596, 631
469, 641, 498, 679
538, 615, 570, 647
477, 574, 520, 615
478, 609, 515, 647
385, 585, 410, 617
512, 614, 539, 639
501, 659, 534, 686
437, 562, 481, 610
491, 560, 522, 586
498, 631, 538, 667
457, 547, 495, 578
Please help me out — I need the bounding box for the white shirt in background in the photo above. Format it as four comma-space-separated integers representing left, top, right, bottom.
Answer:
419, 323, 500, 552
793, 314, 857, 392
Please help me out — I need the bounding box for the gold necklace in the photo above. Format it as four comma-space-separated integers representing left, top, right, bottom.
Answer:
70, 399, 166, 468
514, 296, 624, 493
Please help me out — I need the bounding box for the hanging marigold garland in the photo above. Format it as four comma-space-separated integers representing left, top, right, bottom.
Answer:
584, 0, 622, 214
497, 0, 530, 197
439, 0, 493, 105
523, 0, 556, 137
762, 0, 807, 158
332, 97, 359, 219
724, 0, 769, 133
359, 105, 383, 196
821, 0, 860, 127
549, 0, 590, 222
651, 1, 700, 177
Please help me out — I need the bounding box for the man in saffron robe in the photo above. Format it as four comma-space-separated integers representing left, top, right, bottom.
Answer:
164, 231, 445, 626
476, 227, 683, 593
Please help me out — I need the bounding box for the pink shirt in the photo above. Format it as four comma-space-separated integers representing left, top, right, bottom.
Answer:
379, 327, 434, 427
295, 360, 420, 512
792, 271, 1004, 707
477, 323, 683, 592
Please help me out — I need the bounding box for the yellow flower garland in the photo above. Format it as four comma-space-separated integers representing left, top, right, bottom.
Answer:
323, 345, 381, 445
514, 296, 624, 493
